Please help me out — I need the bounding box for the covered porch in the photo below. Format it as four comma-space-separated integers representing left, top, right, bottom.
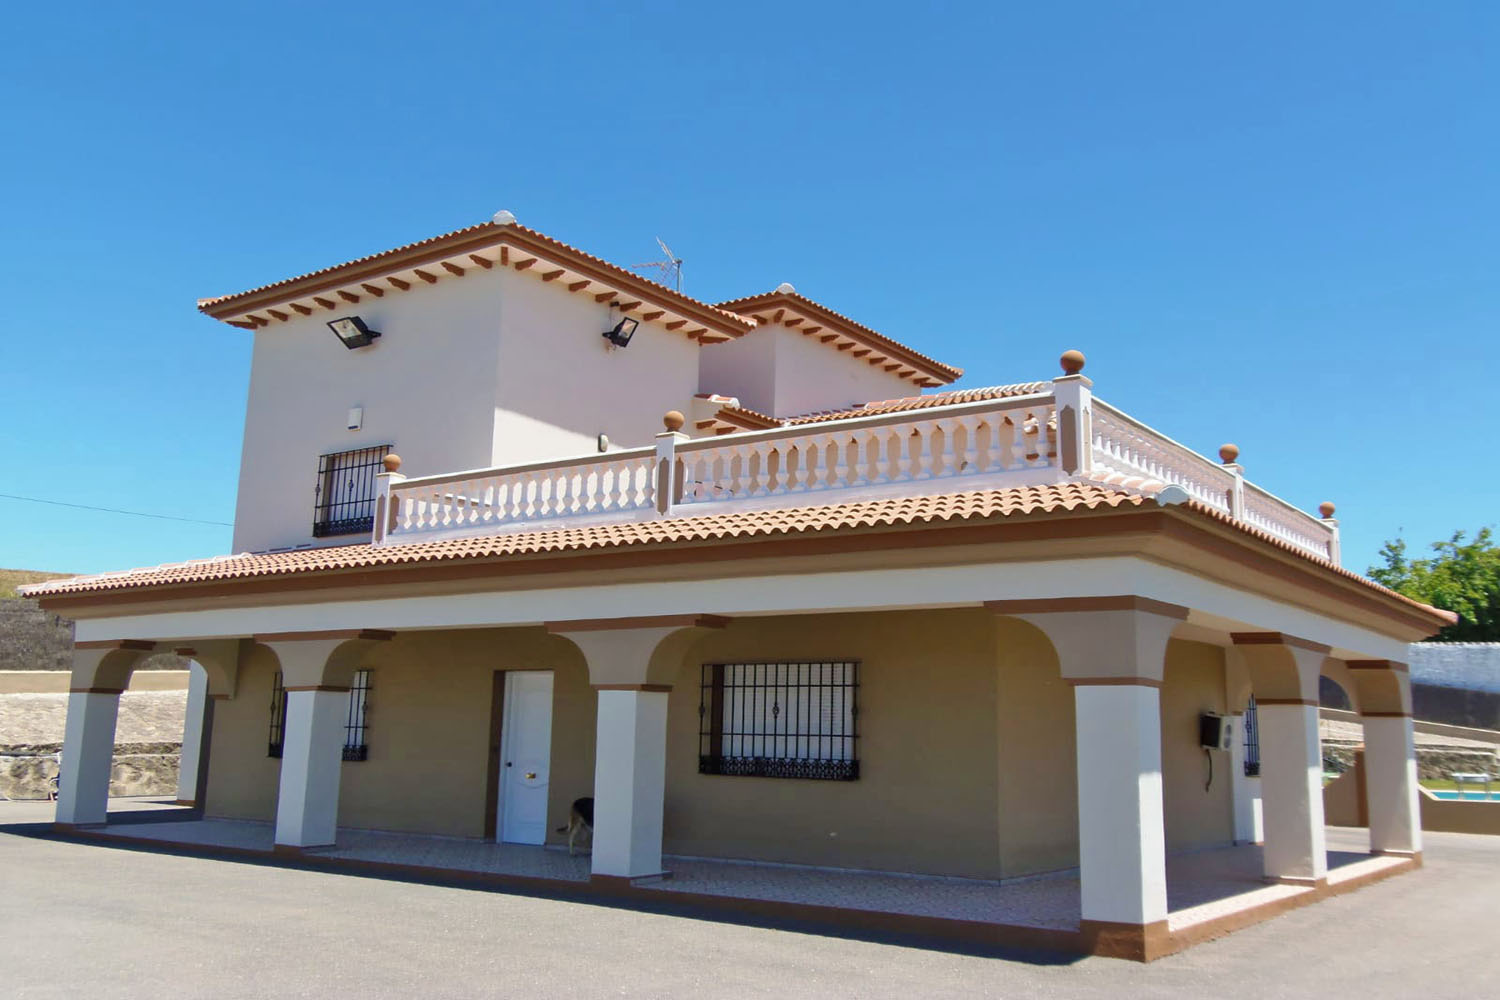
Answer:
59, 800, 1414, 960
49, 578, 1437, 960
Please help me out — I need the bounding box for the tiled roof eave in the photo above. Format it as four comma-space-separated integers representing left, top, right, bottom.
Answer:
197, 222, 754, 341
714, 289, 964, 383
21, 484, 1455, 633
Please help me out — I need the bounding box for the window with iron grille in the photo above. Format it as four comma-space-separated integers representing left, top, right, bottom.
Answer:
268, 671, 287, 758
1243, 697, 1260, 777
699, 662, 859, 781
343, 670, 372, 762
313, 445, 392, 537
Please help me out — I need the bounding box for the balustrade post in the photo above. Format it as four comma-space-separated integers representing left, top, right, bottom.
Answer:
656, 411, 689, 515
1318, 502, 1341, 566
1052, 350, 1094, 476
1219, 444, 1245, 519
371, 454, 406, 545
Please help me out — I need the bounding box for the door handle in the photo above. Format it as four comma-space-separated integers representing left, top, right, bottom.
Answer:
525, 772, 537, 780
505, 762, 512, 767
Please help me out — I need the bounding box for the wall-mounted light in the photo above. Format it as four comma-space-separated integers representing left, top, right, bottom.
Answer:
328, 316, 382, 350
602, 311, 639, 348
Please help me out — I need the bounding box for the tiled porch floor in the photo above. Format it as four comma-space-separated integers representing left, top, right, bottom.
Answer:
96, 805, 1401, 933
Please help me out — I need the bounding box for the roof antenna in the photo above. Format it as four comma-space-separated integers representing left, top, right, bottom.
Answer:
632, 237, 684, 292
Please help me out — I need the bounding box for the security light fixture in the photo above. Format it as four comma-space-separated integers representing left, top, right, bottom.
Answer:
328, 316, 382, 350
602, 314, 639, 348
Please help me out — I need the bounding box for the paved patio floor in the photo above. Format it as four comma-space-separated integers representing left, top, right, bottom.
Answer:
74, 798, 1405, 935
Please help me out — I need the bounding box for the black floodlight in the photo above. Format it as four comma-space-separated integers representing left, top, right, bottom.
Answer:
602, 314, 639, 348
328, 315, 382, 350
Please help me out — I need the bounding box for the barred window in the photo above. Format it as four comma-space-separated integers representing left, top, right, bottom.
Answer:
699, 662, 859, 781
266, 669, 373, 762
1243, 697, 1260, 777
343, 670, 372, 762
268, 671, 287, 758
313, 445, 392, 538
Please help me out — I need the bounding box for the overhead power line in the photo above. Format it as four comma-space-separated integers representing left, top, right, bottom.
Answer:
0, 492, 232, 527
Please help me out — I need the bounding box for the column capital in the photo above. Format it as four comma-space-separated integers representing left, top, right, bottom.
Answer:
985, 596, 1188, 619
1229, 632, 1331, 654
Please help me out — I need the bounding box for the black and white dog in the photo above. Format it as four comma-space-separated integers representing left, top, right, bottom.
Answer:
556, 796, 594, 855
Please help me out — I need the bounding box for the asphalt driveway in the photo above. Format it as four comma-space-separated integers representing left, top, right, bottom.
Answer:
0, 803, 1495, 999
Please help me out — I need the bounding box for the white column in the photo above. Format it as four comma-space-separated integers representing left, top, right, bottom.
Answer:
56, 690, 122, 826
176, 663, 209, 804
591, 688, 670, 879
1258, 703, 1327, 882
273, 688, 348, 849
1364, 715, 1422, 855
1074, 683, 1168, 926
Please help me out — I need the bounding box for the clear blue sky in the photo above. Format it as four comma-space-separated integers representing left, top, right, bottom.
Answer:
1, 2, 1495, 576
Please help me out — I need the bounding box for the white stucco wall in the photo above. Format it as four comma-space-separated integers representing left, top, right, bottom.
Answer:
231, 273, 505, 553
695, 330, 779, 415
492, 270, 702, 464
767, 325, 914, 417
697, 324, 917, 418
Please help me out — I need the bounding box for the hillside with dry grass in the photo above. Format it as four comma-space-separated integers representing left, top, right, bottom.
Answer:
0, 569, 70, 600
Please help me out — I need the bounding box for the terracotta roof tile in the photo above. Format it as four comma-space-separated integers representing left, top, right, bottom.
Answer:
25, 483, 1144, 598
714, 288, 964, 383
783, 382, 1051, 425
197, 220, 753, 334
20, 482, 1453, 627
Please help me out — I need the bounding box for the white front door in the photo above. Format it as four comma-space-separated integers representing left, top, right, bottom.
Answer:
498, 670, 554, 845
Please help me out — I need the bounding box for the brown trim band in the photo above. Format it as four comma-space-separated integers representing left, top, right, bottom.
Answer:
1077, 919, 1172, 963
593, 684, 674, 692
1347, 660, 1408, 673
75, 639, 155, 651
1255, 698, 1319, 707
1230, 632, 1333, 654
985, 596, 1189, 620
209, 693, 231, 700
546, 614, 729, 633
69, 686, 124, 695
173, 647, 198, 657
1361, 711, 1411, 719
253, 629, 395, 643
282, 685, 352, 693
1066, 676, 1163, 688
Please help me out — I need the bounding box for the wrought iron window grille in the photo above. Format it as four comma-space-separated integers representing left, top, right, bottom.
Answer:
313, 445, 392, 538
343, 669, 371, 762
699, 661, 860, 781
1243, 697, 1260, 777
267, 671, 287, 758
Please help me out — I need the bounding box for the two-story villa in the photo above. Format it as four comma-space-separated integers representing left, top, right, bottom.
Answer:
26, 210, 1450, 961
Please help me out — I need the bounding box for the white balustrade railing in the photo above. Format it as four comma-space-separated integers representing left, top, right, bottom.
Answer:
1242, 483, 1335, 561
374, 386, 1337, 564
674, 395, 1058, 507
389, 447, 657, 535
1091, 401, 1237, 515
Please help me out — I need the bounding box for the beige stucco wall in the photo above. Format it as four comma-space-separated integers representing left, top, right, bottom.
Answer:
995, 616, 1079, 876
1159, 639, 1234, 851
661, 609, 1003, 879
204, 643, 282, 821
204, 628, 595, 842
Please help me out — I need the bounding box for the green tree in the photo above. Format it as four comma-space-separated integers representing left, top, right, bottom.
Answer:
1369, 529, 1500, 641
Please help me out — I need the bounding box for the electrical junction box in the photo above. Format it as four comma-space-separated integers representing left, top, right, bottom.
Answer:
1199, 712, 1233, 752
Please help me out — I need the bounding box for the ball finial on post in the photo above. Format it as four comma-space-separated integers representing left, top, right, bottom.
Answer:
382, 454, 402, 473
1218, 444, 1240, 465
1319, 501, 1336, 519
663, 410, 685, 433
1059, 349, 1086, 375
